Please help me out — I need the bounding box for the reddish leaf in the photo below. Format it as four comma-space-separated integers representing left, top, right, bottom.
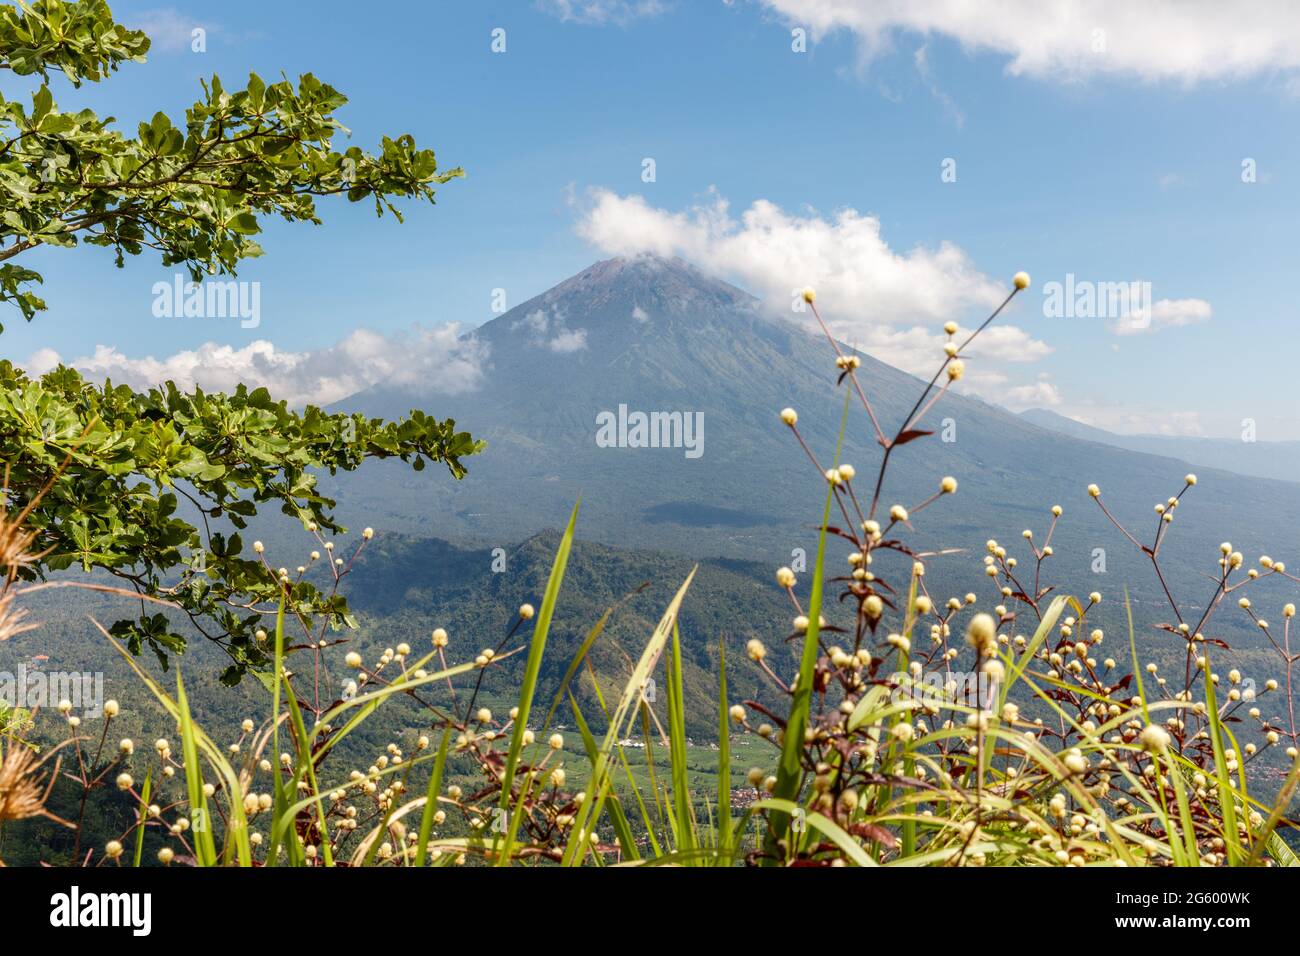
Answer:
892, 429, 934, 446
849, 822, 899, 848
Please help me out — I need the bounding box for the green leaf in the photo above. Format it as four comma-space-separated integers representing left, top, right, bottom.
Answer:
413, 728, 451, 868
494, 499, 580, 865
767, 388, 851, 862
715, 638, 732, 859
666, 620, 694, 860
176, 670, 217, 867
227, 212, 260, 235
132, 769, 153, 868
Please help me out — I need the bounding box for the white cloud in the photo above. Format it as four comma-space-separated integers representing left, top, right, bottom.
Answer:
536, 0, 667, 25
757, 0, 1300, 84
511, 307, 589, 353
838, 323, 1050, 382
1002, 380, 1063, 410
23, 325, 487, 408
576, 187, 1008, 328
1056, 403, 1206, 436
571, 187, 1223, 423
1110, 297, 1212, 335
549, 327, 589, 353
513, 309, 550, 337
962, 325, 1052, 363
574, 185, 1068, 410
24, 347, 61, 376
913, 43, 964, 126
129, 8, 216, 52
574, 186, 1047, 369
631, 305, 650, 323
956, 368, 1062, 411
1151, 298, 1213, 329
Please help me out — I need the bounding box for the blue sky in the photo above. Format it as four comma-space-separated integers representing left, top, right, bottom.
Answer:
5, 0, 1300, 438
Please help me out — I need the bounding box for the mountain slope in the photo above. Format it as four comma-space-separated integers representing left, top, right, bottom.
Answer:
343, 529, 798, 735
1020, 407, 1300, 484
2, 527, 798, 739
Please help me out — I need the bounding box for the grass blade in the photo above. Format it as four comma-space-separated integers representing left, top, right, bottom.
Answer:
751, 798, 877, 867
414, 728, 452, 867
715, 638, 732, 860
666, 620, 694, 860
561, 567, 696, 866
132, 769, 152, 868
570, 695, 640, 860
96, 623, 251, 867
280, 651, 334, 866
495, 499, 580, 865
268, 598, 300, 867
175, 671, 217, 867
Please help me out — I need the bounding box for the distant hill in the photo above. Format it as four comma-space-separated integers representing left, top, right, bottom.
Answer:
343, 529, 798, 735
3, 528, 801, 738
1020, 407, 1300, 485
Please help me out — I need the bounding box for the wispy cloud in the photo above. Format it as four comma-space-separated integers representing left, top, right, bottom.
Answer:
128, 8, 217, 52
913, 43, 964, 126
757, 0, 1300, 85
548, 327, 588, 352
536, 0, 668, 26
511, 307, 589, 353
1052, 403, 1206, 437
1110, 297, 1212, 336
970, 370, 1063, 411
838, 324, 1051, 382
23, 325, 487, 408
1000, 376, 1063, 410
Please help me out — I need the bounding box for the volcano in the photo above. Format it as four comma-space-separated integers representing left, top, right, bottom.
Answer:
325, 254, 1300, 637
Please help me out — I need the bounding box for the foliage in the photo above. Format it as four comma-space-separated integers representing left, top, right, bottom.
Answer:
2, 361, 481, 680
0, 0, 462, 327
0, 0, 480, 679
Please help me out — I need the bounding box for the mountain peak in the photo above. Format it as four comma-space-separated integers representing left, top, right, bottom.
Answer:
571, 253, 739, 288
499, 254, 757, 328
